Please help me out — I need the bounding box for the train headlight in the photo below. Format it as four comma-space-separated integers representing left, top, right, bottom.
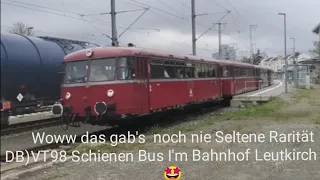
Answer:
107, 89, 114, 97
65, 92, 71, 99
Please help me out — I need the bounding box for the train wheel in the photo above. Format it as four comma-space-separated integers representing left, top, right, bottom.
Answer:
60, 116, 69, 130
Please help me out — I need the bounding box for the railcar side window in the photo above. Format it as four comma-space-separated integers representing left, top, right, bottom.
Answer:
256, 69, 261, 76
151, 59, 164, 79
175, 67, 185, 78
249, 69, 253, 76
206, 65, 213, 77
233, 68, 239, 77
245, 68, 248, 77
117, 57, 135, 80
198, 64, 206, 78
241, 68, 246, 77
185, 63, 195, 78
64, 61, 88, 84
163, 60, 177, 78
222, 67, 230, 77
89, 58, 116, 81
149, 59, 219, 79
212, 65, 217, 77
195, 63, 201, 78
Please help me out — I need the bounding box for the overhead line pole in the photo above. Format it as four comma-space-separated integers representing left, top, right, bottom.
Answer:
291, 37, 297, 87
103, 0, 148, 46
191, 0, 196, 55
111, 0, 118, 46
191, 0, 230, 56
218, 23, 221, 59
278, 13, 288, 93
290, 37, 295, 54
250, 25, 257, 62
217, 23, 227, 59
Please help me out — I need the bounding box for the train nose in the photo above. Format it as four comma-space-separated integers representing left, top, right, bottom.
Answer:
52, 104, 63, 115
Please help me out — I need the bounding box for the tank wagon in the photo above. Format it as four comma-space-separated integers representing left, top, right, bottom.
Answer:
0, 33, 99, 126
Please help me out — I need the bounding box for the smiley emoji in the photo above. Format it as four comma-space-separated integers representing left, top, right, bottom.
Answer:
164, 165, 182, 180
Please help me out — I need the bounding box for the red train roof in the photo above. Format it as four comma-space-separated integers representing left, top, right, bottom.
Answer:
64, 46, 273, 71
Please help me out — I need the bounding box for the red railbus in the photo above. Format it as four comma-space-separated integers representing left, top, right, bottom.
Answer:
52, 47, 273, 126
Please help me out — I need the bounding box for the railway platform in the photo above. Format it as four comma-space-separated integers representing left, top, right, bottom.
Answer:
230, 80, 286, 107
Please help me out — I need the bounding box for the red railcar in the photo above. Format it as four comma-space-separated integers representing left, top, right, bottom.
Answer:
218, 61, 274, 99
52, 47, 273, 126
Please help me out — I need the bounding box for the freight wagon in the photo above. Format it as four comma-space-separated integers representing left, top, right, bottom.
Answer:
0, 33, 99, 126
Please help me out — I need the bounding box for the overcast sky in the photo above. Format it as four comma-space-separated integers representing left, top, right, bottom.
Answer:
1, 0, 319, 58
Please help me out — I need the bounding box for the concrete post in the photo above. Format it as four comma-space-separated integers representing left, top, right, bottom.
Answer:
191, 0, 196, 55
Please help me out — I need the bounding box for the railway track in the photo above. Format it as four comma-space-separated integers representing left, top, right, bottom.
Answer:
1, 118, 61, 136
1, 102, 231, 179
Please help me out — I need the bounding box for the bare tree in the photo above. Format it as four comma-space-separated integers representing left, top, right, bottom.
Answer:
8, 22, 35, 36
309, 41, 320, 57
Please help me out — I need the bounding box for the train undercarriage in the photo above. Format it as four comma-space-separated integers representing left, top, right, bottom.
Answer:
0, 98, 59, 128
52, 97, 224, 130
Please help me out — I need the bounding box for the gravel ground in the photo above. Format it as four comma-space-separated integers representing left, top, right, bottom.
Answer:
1, 124, 108, 155
6, 86, 320, 180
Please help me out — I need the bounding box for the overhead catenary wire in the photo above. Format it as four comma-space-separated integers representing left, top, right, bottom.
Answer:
124, 0, 231, 34
6, 0, 81, 15
82, 8, 147, 16
128, 0, 190, 22
2, 1, 213, 52
176, 0, 191, 9
196, 11, 231, 41
157, 0, 190, 20
0, 25, 102, 42
225, 0, 249, 24
212, 0, 230, 12
118, 8, 150, 39
3, 0, 238, 55
130, 0, 248, 54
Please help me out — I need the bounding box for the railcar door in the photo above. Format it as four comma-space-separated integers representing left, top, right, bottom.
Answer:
217, 65, 223, 98
186, 63, 195, 102
232, 66, 237, 95
136, 57, 150, 114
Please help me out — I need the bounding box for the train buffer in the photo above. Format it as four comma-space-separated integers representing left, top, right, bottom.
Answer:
230, 80, 286, 108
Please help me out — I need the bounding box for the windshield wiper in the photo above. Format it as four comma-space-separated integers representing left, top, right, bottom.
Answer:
69, 76, 87, 82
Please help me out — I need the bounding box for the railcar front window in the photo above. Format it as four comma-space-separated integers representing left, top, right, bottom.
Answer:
89, 58, 116, 81
64, 61, 88, 84
117, 57, 135, 80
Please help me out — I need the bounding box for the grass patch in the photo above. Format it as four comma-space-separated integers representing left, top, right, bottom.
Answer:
173, 125, 198, 132
220, 88, 317, 120
294, 89, 313, 102
69, 88, 320, 155
145, 124, 162, 135
228, 99, 283, 119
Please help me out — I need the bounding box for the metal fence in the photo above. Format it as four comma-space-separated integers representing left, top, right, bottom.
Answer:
288, 64, 310, 88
